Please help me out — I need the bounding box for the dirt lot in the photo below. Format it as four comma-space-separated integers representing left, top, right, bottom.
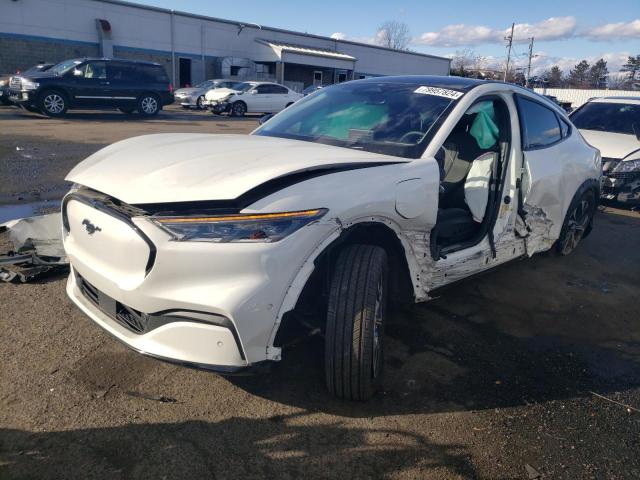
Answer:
1, 105, 639, 480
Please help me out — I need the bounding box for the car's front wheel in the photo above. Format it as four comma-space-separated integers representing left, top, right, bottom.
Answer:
39, 90, 67, 117
325, 244, 388, 401
137, 94, 160, 116
556, 189, 596, 255
230, 101, 246, 117
197, 95, 205, 109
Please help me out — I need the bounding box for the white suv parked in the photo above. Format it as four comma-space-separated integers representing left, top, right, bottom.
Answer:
204, 81, 302, 116
63, 77, 600, 400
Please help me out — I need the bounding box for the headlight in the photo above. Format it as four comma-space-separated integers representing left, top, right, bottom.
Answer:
0, 80, 5, 87
151, 209, 327, 243
22, 79, 39, 90
612, 160, 640, 173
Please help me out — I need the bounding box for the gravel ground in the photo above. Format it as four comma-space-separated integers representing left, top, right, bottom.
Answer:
1, 105, 639, 479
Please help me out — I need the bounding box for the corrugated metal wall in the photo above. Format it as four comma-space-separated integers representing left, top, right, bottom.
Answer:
534, 88, 640, 109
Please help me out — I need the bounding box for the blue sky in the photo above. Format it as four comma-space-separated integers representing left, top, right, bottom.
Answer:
137, 0, 639, 72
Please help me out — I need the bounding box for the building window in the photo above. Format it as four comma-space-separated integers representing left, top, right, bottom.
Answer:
230, 66, 241, 76
338, 72, 347, 83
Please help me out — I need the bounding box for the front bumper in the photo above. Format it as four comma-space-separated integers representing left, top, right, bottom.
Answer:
206, 100, 230, 113
67, 268, 248, 372
62, 191, 335, 368
7, 89, 34, 105
601, 172, 640, 204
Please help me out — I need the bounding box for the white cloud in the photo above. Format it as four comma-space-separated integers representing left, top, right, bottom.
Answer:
330, 32, 347, 40
416, 17, 576, 47
585, 19, 640, 41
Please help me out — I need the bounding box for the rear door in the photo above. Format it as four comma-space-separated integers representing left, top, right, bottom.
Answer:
69, 61, 110, 107
515, 94, 576, 252
106, 62, 139, 106
270, 84, 292, 111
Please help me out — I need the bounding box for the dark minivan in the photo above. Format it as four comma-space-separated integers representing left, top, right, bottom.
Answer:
9, 58, 174, 117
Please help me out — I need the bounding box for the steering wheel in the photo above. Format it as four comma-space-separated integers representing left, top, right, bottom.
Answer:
398, 131, 424, 143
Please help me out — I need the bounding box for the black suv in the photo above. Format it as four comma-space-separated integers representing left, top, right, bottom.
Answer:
9, 58, 174, 117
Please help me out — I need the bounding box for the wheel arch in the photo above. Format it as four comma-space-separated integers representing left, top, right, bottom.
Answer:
268, 219, 418, 355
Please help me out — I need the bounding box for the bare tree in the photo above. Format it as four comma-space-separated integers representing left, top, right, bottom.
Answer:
376, 20, 411, 51
607, 71, 632, 89
451, 49, 476, 77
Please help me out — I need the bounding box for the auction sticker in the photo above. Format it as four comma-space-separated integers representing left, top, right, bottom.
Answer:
414, 86, 464, 100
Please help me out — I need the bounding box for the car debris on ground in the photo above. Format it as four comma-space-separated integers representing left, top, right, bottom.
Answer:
0, 212, 68, 283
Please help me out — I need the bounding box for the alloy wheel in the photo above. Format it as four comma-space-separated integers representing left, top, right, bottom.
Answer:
43, 94, 65, 114
141, 96, 158, 115
560, 197, 592, 255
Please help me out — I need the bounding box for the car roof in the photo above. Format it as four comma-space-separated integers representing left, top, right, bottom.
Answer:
357, 75, 491, 92
589, 96, 640, 105
70, 57, 162, 67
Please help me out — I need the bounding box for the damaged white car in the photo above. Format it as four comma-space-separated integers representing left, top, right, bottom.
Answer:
62, 77, 600, 400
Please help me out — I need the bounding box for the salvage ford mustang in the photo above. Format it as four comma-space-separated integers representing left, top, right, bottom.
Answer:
63, 76, 600, 400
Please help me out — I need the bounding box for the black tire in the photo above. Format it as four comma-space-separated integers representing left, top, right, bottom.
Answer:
137, 93, 160, 116
230, 101, 246, 117
118, 106, 136, 114
38, 90, 67, 117
555, 189, 596, 255
197, 95, 205, 109
325, 244, 388, 401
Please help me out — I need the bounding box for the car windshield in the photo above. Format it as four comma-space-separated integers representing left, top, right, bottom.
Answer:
571, 102, 640, 135
196, 80, 215, 89
254, 81, 457, 158
231, 82, 255, 92
49, 59, 82, 76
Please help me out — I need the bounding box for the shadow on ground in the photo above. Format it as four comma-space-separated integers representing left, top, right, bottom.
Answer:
1, 415, 478, 479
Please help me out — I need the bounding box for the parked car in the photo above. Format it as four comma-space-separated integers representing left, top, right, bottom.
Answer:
543, 94, 571, 112
570, 97, 640, 204
8, 58, 173, 117
62, 76, 600, 400
174, 79, 238, 109
204, 81, 302, 116
302, 84, 324, 96
2, 63, 55, 107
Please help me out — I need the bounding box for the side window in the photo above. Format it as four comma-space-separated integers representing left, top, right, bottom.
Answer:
107, 63, 135, 82
79, 61, 107, 80
517, 96, 562, 149
271, 85, 288, 94
255, 85, 272, 94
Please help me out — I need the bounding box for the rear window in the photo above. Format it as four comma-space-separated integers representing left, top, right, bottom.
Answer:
107, 63, 169, 83
136, 64, 169, 83
570, 102, 640, 135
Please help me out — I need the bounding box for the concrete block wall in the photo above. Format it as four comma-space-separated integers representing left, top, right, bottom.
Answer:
0, 35, 99, 75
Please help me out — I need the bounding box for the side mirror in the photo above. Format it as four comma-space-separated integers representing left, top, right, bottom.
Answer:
633, 123, 640, 142
259, 113, 274, 125
250, 90, 258, 94
73, 69, 83, 77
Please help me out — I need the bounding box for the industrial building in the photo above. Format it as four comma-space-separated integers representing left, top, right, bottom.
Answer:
0, 0, 451, 91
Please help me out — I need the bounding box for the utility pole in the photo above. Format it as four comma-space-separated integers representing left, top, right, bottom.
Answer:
504, 22, 515, 82
526, 37, 534, 88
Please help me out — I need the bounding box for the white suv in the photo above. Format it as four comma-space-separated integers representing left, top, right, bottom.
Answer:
63, 77, 600, 400
204, 81, 302, 116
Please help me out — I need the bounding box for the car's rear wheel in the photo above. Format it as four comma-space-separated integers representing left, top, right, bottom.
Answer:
325, 244, 388, 401
556, 189, 596, 255
230, 101, 246, 117
137, 94, 160, 116
39, 90, 67, 117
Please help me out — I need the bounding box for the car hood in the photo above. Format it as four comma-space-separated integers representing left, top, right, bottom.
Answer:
65, 134, 405, 205
16, 70, 57, 80
579, 129, 640, 159
174, 87, 200, 96
205, 88, 239, 100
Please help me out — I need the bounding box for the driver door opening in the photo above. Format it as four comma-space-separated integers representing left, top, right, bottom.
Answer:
430, 96, 512, 260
